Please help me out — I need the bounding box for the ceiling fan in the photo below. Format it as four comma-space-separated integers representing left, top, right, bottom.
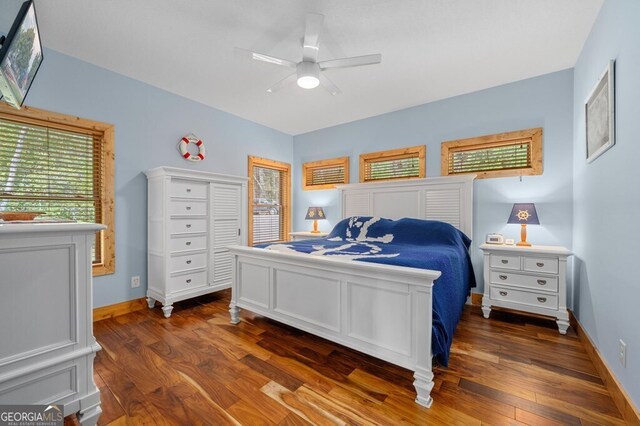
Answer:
237, 13, 382, 95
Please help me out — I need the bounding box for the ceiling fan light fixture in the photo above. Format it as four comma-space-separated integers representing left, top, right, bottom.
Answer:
297, 75, 319, 89
296, 61, 320, 89
240, 13, 381, 95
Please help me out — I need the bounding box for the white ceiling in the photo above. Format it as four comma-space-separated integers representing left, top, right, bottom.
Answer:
5, 0, 603, 135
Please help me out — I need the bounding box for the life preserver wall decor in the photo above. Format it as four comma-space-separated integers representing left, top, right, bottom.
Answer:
178, 134, 206, 161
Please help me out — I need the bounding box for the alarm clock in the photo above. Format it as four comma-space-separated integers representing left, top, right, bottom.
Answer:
485, 233, 504, 244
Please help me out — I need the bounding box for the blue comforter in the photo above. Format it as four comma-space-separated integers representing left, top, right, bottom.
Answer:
259, 216, 476, 366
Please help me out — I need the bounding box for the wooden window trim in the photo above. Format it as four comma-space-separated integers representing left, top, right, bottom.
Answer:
0, 103, 115, 276
359, 145, 426, 183
248, 156, 291, 246
441, 128, 543, 179
302, 156, 349, 190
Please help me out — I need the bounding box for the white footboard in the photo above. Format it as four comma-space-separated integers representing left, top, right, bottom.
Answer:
228, 245, 441, 408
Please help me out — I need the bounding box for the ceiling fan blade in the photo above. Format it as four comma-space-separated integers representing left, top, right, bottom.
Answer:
235, 47, 297, 68
319, 73, 341, 96
302, 13, 324, 62
266, 72, 297, 94
319, 54, 382, 70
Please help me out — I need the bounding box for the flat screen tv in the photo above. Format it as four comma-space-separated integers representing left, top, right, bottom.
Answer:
0, 1, 43, 109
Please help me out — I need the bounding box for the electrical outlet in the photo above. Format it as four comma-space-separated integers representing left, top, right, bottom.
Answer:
619, 340, 626, 367
131, 275, 140, 288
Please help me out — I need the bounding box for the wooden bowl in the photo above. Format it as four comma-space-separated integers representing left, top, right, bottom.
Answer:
0, 211, 45, 221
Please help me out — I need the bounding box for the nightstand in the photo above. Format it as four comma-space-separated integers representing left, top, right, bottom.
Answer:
480, 243, 572, 334
289, 231, 329, 241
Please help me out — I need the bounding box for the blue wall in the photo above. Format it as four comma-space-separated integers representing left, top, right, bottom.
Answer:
572, 0, 640, 407
19, 49, 293, 308
4, 0, 637, 410
293, 70, 575, 294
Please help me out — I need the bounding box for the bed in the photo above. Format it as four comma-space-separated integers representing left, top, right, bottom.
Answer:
228, 175, 475, 407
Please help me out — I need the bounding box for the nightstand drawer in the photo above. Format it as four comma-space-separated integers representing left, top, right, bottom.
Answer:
523, 256, 558, 274
489, 254, 520, 270
491, 286, 558, 310
490, 271, 558, 292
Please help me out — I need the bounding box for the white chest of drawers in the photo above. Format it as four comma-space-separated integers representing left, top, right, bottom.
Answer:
146, 167, 248, 317
480, 244, 572, 334
0, 223, 105, 425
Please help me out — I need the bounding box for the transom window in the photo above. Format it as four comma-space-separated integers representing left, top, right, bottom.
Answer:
441, 128, 542, 179
303, 156, 349, 190
0, 104, 115, 276
359, 145, 426, 183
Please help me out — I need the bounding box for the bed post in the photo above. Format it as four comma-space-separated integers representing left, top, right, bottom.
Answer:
229, 254, 241, 324
413, 283, 434, 408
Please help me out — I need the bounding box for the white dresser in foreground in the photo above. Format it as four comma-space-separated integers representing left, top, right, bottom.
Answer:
146, 167, 248, 318
0, 222, 105, 425
480, 244, 572, 334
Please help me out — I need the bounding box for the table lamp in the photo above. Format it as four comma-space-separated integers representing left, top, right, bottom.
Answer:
507, 203, 539, 246
305, 207, 325, 233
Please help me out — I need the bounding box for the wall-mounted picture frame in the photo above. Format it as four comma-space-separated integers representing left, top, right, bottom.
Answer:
585, 59, 615, 163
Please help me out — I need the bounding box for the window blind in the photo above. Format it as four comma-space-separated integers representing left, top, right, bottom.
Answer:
252, 165, 288, 244
360, 146, 425, 183
364, 156, 420, 181
303, 157, 349, 190
306, 165, 345, 186
447, 140, 532, 174
0, 117, 104, 260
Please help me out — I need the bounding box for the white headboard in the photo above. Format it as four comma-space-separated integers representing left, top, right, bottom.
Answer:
337, 175, 475, 237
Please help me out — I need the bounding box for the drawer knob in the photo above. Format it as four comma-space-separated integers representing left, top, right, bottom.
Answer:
186, 260, 192, 264
537, 297, 547, 303
501, 259, 508, 264
536, 262, 544, 267
186, 206, 192, 211
537, 279, 547, 285
186, 188, 192, 193
499, 275, 508, 280
186, 279, 192, 283
499, 291, 508, 296
186, 241, 191, 246
186, 224, 192, 228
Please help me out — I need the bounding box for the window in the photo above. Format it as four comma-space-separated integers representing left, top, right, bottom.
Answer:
0, 104, 115, 276
359, 145, 425, 183
302, 156, 349, 190
441, 128, 542, 179
248, 156, 290, 245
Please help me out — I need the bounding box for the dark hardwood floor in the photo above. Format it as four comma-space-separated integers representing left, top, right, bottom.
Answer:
70, 290, 628, 425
